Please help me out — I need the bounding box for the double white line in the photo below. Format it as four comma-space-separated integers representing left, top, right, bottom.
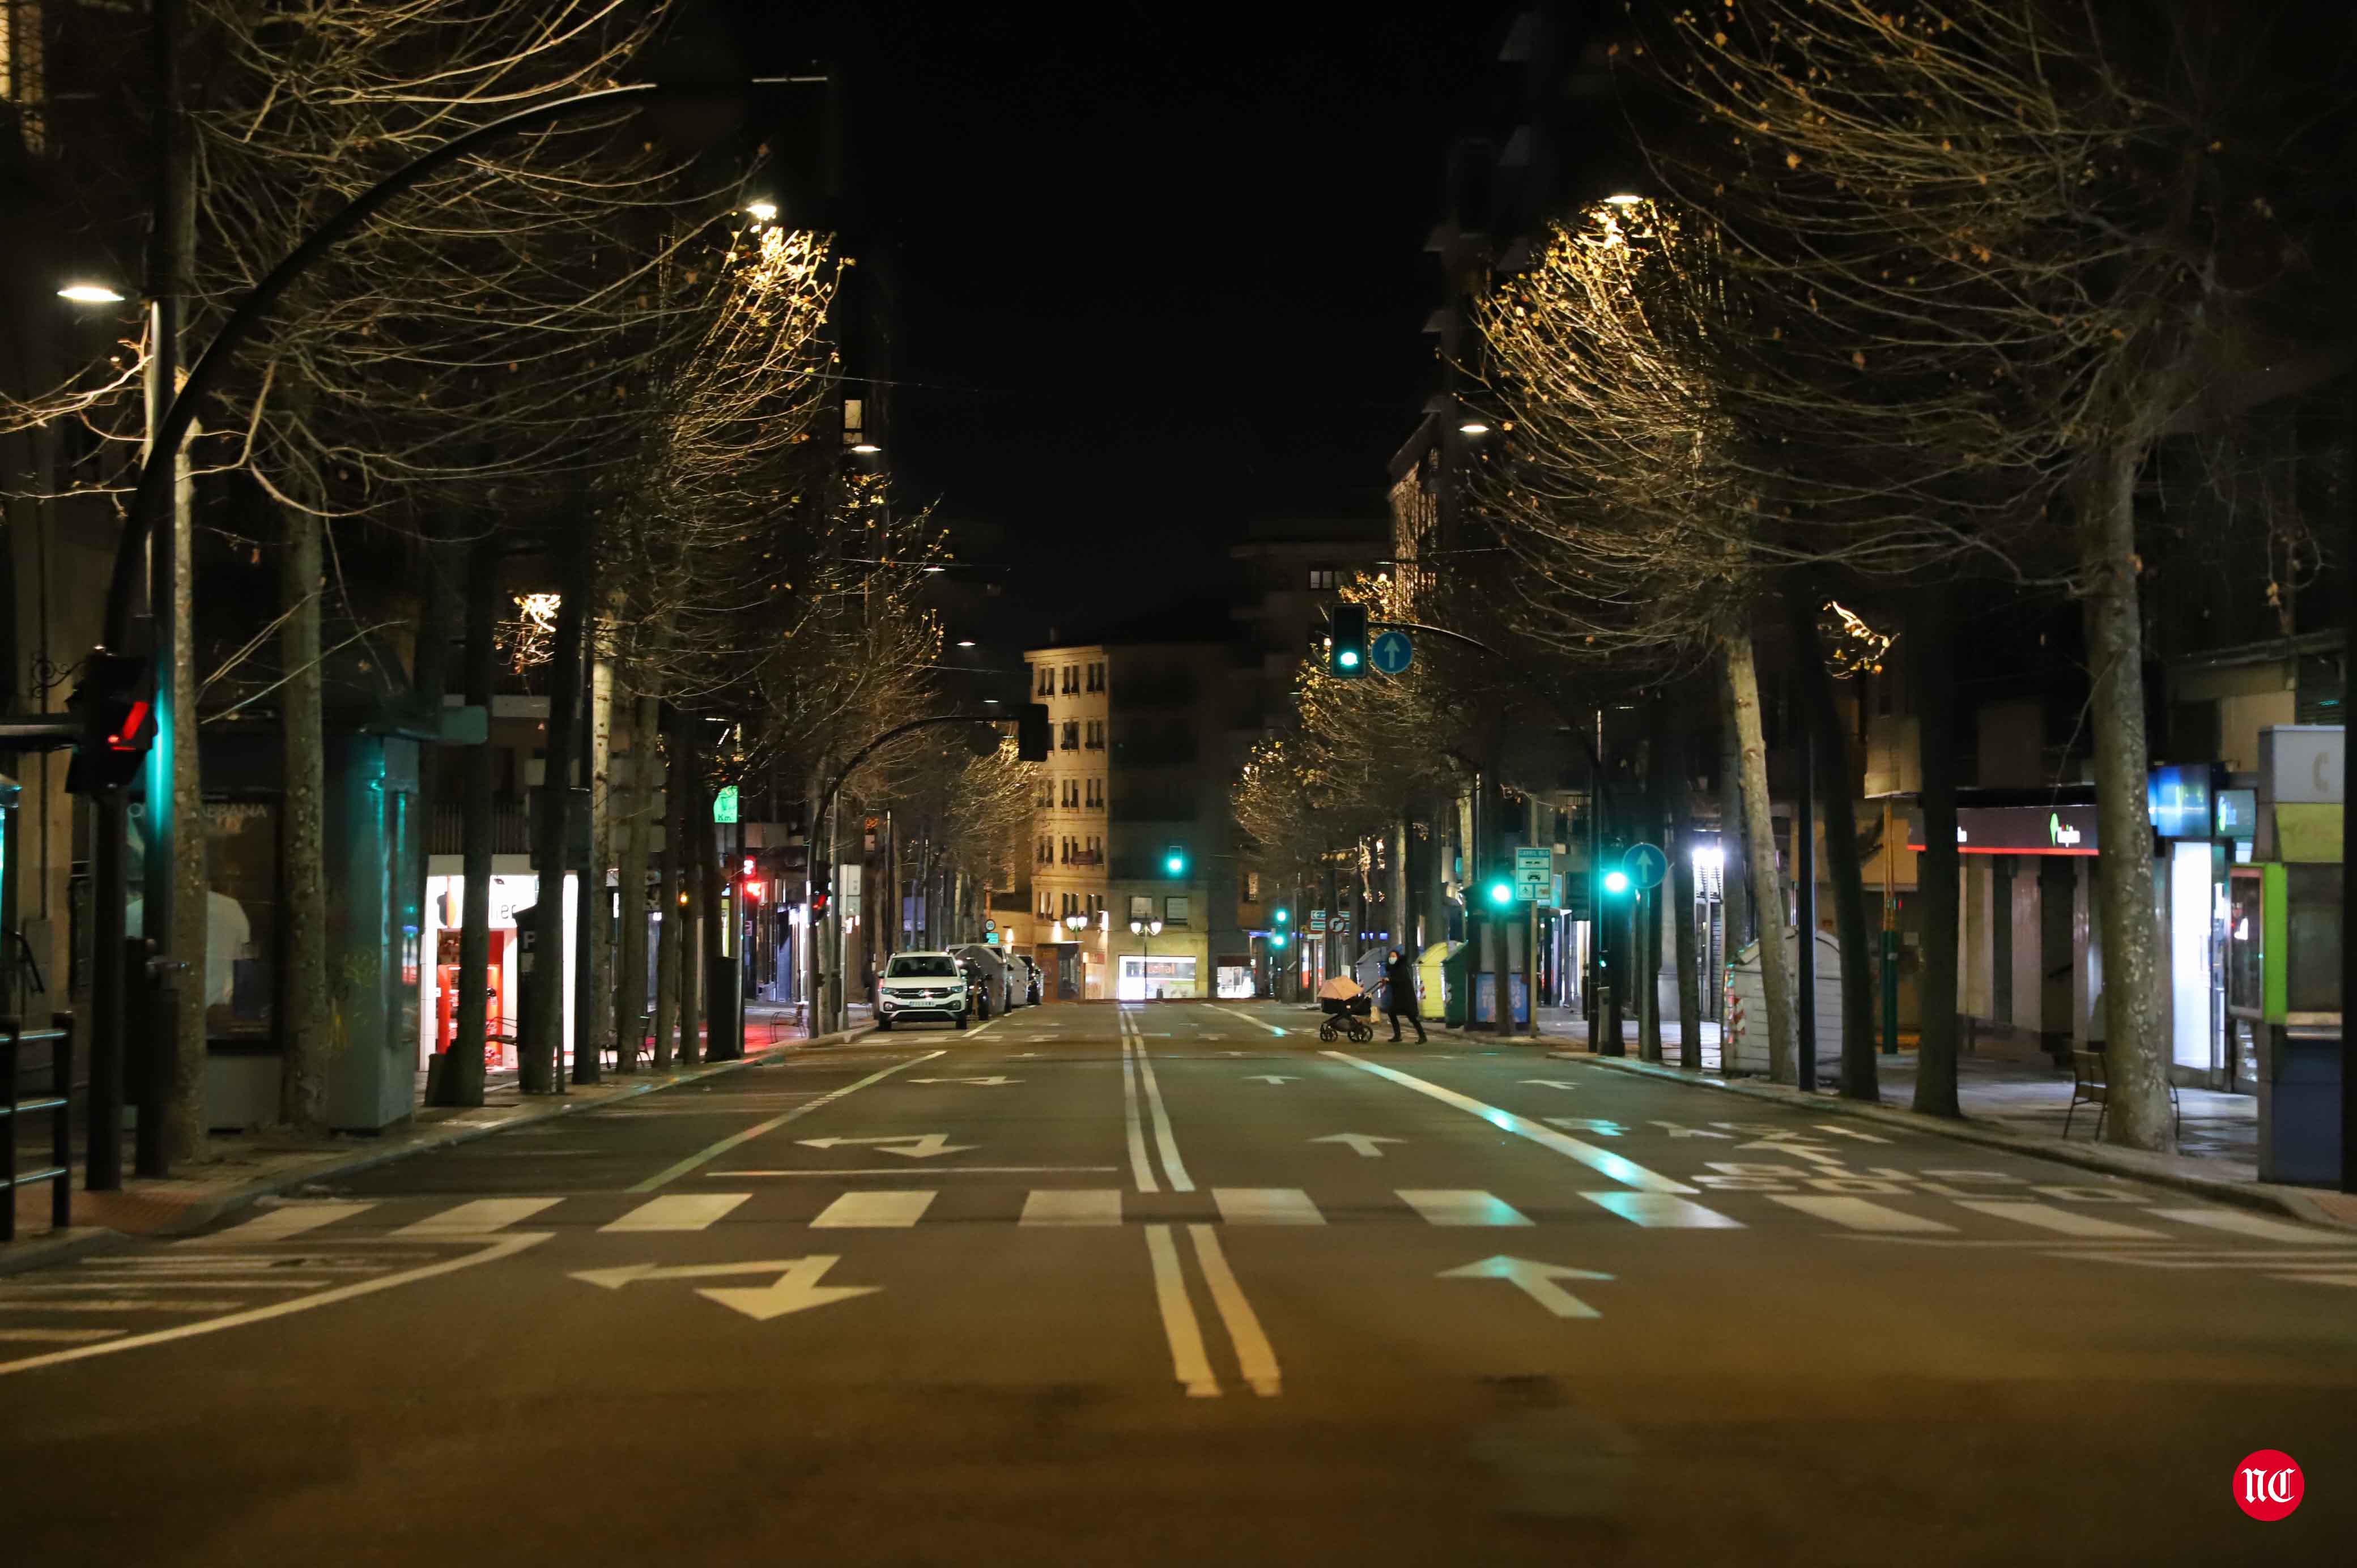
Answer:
1118, 1007, 1280, 1399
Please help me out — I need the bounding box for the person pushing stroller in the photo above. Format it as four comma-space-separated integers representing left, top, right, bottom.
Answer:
1382, 946, 1427, 1043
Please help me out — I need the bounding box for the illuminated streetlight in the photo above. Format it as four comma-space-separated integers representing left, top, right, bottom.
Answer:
1603, 193, 1645, 207
1458, 420, 1491, 436
850, 441, 881, 454
921, 565, 944, 574
744, 199, 779, 223
955, 639, 976, 648
58, 283, 126, 304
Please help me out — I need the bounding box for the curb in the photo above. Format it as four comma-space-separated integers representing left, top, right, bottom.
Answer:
1, 1024, 879, 1274
1562, 1049, 2357, 1233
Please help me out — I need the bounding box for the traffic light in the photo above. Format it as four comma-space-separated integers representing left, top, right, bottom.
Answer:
1327, 603, 1368, 679
1602, 868, 1631, 896
1269, 932, 1288, 949
1273, 907, 1290, 927
65, 650, 156, 795
1483, 877, 1514, 910
1016, 702, 1051, 762
809, 866, 831, 917
1163, 843, 1187, 877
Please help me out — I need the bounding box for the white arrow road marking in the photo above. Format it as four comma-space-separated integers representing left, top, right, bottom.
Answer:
631, 1050, 947, 1192
1813, 1123, 1892, 1144
1439, 1255, 1615, 1319
797, 1134, 977, 1158
1309, 1133, 1404, 1158
571, 1259, 820, 1291
1544, 1117, 1627, 1137
699, 1257, 883, 1322
1326, 1053, 1696, 1193
908, 1076, 1018, 1085
1518, 1080, 1581, 1092
1245, 1075, 1300, 1085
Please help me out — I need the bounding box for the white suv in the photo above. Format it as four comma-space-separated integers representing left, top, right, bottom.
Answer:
875, 952, 971, 1030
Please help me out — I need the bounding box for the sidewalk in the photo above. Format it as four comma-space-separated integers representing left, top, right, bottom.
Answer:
1464, 1010, 2355, 1231
6, 1015, 875, 1273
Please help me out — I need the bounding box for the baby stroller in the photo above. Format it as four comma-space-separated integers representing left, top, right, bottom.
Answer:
1318, 992, 1375, 1043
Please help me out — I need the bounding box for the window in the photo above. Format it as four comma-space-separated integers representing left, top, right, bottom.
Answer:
1163, 896, 1190, 927
886, 954, 959, 978
1307, 564, 1338, 591
1035, 663, 1053, 697
1037, 836, 1052, 865
1062, 664, 1079, 694
1245, 871, 1261, 902
1062, 779, 1079, 808
1129, 894, 1154, 922
1062, 892, 1078, 918
1036, 780, 1054, 807
1060, 721, 1078, 751
1087, 893, 1104, 917
1085, 778, 1103, 809
1087, 662, 1106, 692
1084, 720, 1105, 749
1037, 888, 1053, 917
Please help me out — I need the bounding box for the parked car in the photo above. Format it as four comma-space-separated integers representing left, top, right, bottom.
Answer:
955, 953, 995, 1021
875, 951, 970, 1030
947, 943, 1018, 1015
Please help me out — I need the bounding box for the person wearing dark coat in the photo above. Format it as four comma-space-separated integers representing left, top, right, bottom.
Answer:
1382, 947, 1426, 1042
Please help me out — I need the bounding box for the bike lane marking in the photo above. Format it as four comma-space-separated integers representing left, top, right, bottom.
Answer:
628, 1050, 946, 1192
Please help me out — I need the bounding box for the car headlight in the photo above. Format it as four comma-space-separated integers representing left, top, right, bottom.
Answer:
879, 996, 897, 1009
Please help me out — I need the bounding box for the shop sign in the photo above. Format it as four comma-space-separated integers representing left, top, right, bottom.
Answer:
1911, 804, 2100, 855
2262, 726, 2343, 805
2147, 764, 2214, 838
2215, 788, 2257, 841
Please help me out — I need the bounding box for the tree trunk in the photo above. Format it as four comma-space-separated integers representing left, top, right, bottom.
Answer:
451, 537, 495, 1107
1721, 630, 1796, 1084
1672, 741, 1704, 1073
569, 626, 599, 1085
164, 416, 207, 1161
278, 504, 329, 1128
612, 689, 657, 1073
1640, 697, 1673, 1063
2081, 444, 2174, 1151
696, 770, 725, 1055
578, 596, 616, 1079
672, 714, 701, 1066
520, 566, 585, 1094
650, 709, 680, 1071
1912, 590, 1963, 1117
1788, 585, 1880, 1102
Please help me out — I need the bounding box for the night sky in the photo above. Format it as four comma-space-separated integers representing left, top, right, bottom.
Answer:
705, 3, 1501, 640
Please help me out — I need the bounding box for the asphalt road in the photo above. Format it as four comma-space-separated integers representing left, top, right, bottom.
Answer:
3, 1001, 2351, 1565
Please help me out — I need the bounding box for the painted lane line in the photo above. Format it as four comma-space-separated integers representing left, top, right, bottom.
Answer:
2147, 1207, 2344, 1244
1132, 1036, 1195, 1194
1214, 1189, 1325, 1226
1188, 1225, 1281, 1397
718, 1166, 1118, 1177
1581, 1192, 1744, 1229
1145, 1224, 1220, 1399
810, 1190, 937, 1229
630, 1049, 946, 1192
0, 1233, 547, 1378
1397, 1190, 1534, 1228
2274, 1271, 2357, 1286
389, 1198, 562, 1238
1201, 1004, 1286, 1037
0, 1328, 125, 1344
601, 1193, 752, 1233
1022, 1190, 1124, 1226
1324, 1052, 1696, 1193
1121, 1036, 1159, 1194
1768, 1195, 1956, 1233
200, 1202, 376, 1242
1954, 1200, 2165, 1239
963, 1014, 1007, 1040
0, 1279, 340, 1293
0, 1298, 257, 1313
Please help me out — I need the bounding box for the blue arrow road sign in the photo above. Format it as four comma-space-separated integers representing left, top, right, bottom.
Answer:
1369, 629, 1414, 675
1624, 842, 1669, 890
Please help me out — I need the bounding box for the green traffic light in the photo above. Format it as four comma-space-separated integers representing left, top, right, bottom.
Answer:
1166, 854, 1186, 875
1603, 869, 1631, 895
1273, 908, 1290, 924
1338, 649, 1360, 668
1486, 880, 1513, 907
1270, 932, 1288, 949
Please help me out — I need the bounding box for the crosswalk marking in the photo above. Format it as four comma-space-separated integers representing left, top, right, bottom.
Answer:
600, 1194, 751, 1234
810, 1190, 935, 1229
206, 1203, 377, 1242
1214, 1188, 1325, 1225
389, 1198, 561, 1238
1396, 1190, 1532, 1228
1583, 1192, 1743, 1229
1769, 1195, 1957, 1233
2145, 1207, 2340, 1245
1021, 1190, 1124, 1226
1954, 1200, 2163, 1239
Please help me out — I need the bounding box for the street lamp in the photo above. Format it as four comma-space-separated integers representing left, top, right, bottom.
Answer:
850, 442, 881, 455
744, 199, 779, 223
1457, 420, 1491, 436
1128, 917, 1164, 1001
1603, 192, 1646, 207
57, 283, 126, 304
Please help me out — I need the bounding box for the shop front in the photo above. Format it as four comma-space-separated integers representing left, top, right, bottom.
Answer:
416, 869, 580, 1073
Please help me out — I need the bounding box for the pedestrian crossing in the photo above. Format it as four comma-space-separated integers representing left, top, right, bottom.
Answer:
184, 1188, 2357, 1250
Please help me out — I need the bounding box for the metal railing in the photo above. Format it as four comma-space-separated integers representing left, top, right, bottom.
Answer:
3, 1013, 75, 1243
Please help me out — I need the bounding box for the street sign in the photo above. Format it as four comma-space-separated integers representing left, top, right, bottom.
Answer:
712, 785, 739, 824
1309, 909, 1329, 932
1624, 842, 1669, 890
1369, 628, 1414, 675
1513, 846, 1552, 901
983, 918, 997, 932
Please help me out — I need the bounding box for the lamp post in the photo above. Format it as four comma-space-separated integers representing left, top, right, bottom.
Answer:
1128, 917, 1163, 1001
